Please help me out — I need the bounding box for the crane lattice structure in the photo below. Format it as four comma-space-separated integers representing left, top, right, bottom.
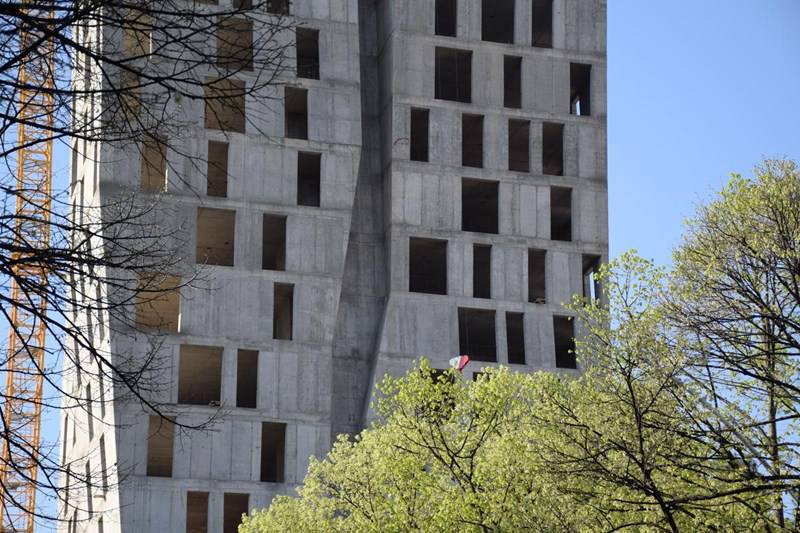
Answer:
0, 1, 55, 531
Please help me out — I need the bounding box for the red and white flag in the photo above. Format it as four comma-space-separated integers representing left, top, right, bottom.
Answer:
449, 355, 470, 372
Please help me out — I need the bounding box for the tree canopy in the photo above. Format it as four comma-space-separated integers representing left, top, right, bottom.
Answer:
242, 160, 799, 532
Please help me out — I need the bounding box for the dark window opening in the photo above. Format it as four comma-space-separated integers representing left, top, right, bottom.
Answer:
458, 308, 496, 362
285, 87, 308, 139
260, 422, 286, 483
435, 47, 472, 103
146, 415, 175, 477
296, 28, 320, 79
223, 493, 249, 533
409, 238, 447, 295
297, 152, 321, 206
410, 108, 429, 162
462, 178, 498, 234
550, 187, 572, 241
582, 254, 601, 303
84, 461, 92, 515
186, 492, 209, 533
204, 79, 246, 133
266, 0, 289, 15
435, 0, 457, 37
86, 384, 94, 440
461, 114, 483, 168
178, 345, 223, 406
262, 214, 287, 271
472, 244, 491, 299
196, 207, 235, 266
570, 63, 591, 116
542, 122, 564, 176
528, 249, 546, 304
217, 17, 253, 71
506, 312, 525, 364
504, 56, 522, 108
532, 0, 553, 48
207, 140, 229, 197
508, 119, 530, 172
482, 0, 515, 43
236, 349, 258, 408
554, 315, 576, 368
273, 283, 294, 341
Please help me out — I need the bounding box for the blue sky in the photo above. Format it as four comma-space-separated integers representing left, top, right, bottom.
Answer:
608, 0, 800, 265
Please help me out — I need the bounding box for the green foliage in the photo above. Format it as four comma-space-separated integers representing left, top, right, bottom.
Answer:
242, 160, 798, 532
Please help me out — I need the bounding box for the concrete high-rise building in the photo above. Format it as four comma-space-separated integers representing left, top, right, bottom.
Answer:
61, 1, 606, 531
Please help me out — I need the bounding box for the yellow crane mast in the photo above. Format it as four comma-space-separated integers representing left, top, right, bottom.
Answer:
0, 1, 55, 531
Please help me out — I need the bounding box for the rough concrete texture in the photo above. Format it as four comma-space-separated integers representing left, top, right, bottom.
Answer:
61, 0, 607, 531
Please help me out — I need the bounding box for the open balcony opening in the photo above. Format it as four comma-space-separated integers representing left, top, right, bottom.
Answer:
462, 178, 498, 234
458, 308, 496, 362
409, 237, 448, 295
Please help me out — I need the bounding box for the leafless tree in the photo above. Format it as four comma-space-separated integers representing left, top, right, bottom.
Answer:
0, 0, 294, 528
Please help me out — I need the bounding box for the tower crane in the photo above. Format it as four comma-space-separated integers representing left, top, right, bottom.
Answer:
0, 1, 56, 531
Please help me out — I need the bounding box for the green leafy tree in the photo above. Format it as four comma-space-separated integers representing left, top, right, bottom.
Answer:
242, 160, 798, 532
666, 159, 800, 526
241, 257, 774, 532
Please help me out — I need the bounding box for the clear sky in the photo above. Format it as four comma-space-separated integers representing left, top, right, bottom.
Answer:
608, 0, 800, 266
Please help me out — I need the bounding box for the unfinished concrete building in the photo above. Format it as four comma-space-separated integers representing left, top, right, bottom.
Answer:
61, 0, 607, 531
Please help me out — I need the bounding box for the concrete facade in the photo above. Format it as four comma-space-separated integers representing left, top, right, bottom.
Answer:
61, 0, 607, 531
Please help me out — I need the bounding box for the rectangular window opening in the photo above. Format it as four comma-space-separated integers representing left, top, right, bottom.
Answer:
508, 119, 530, 172
146, 415, 175, 477
409, 237, 447, 295
542, 122, 564, 176
196, 207, 236, 266
207, 140, 229, 197
550, 187, 572, 241
435, 0, 457, 36
84, 461, 92, 515
532, 0, 553, 48
582, 254, 602, 303
135, 273, 180, 332
273, 283, 294, 341
141, 137, 167, 192
266, 0, 289, 15
482, 0, 515, 43
528, 249, 546, 304
285, 87, 308, 139
204, 79, 246, 133
458, 308, 497, 362
296, 28, 320, 79
461, 178, 498, 234
123, 12, 152, 57
260, 422, 286, 483
461, 114, 483, 168
503, 56, 522, 109
262, 214, 287, 271
472, 244, 491, 299
410, 108, 429, 162
178, 345, 223, 406
236, 349, 258, 409
223, 493, 249, 533
186, 492, 209, 533
554, 315, 576, 369
435, 47, 472, 103
216, 17, 253, 71
506, 312, 525, 365
570, 63, 592, 116
297, 152, 321, 207
99, 436, 108, 494
86, 384, 93, 440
